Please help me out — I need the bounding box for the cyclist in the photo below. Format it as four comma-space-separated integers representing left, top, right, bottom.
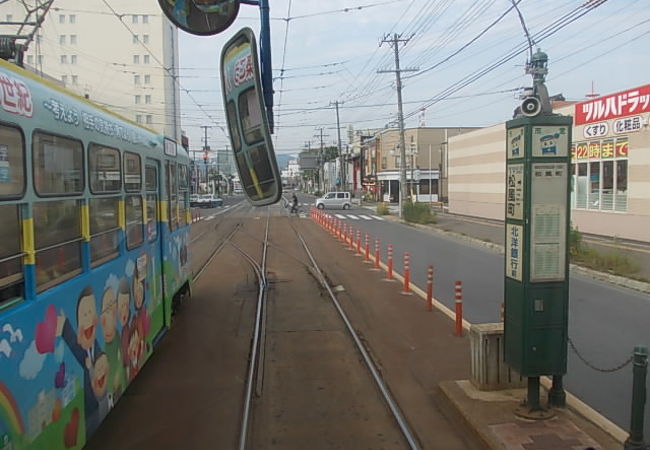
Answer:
290, 193, 299, 214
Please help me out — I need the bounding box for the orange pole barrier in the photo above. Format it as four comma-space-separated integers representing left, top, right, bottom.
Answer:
403, 252, 410, 293
374, 238, 380, 269
356, 229, 361, 255
348, 226, 354, 250
455, 281, 463, 337
364, 233, 370, 262
426, 266, 433, 312
386, 244, 393, 280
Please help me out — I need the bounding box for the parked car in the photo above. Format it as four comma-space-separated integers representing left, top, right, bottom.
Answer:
315, 192, 351, 210
197, 194, 223, 208
190, 194, 199, 207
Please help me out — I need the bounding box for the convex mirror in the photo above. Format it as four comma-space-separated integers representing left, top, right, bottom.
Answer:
158, 0, 240, 36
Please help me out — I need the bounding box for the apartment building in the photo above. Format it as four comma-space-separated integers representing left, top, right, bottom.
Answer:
0, 0, 181, 140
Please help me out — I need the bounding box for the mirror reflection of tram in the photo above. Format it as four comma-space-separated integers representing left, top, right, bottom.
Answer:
220, 27, 282, 206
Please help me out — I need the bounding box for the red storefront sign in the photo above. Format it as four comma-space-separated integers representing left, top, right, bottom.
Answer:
575, 84, 650, 125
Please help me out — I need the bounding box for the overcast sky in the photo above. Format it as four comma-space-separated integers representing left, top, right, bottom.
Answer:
176, 0, 649, 156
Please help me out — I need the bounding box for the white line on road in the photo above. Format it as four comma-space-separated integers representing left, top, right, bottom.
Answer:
359, 215, 373, 220
346, 214, 359, 220
372, 216, 385, 221
335, 214, 346, 219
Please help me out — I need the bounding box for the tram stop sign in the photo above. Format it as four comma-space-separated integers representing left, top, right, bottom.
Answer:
503, 114, 573, 377
158, 0, 240, 36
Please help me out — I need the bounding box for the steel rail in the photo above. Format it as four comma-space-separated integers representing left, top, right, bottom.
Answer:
234, 212, 270, 450
291, 219, 421, 450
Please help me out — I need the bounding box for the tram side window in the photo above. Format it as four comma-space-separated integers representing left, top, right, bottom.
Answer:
145, 164, 158, 242
166, 161, 178, 231
124, 152, 142, 192
0, 204, 23, 304
125, 195, 144, 250
0, 124, 25, 198
178, 164, 188, 226
89, 144, 121, 193
33, 200, 82, 292
89, 197, 119, 266
33, 132, 83, 195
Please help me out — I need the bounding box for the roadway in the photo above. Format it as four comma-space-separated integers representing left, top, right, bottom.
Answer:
300, 193, 649, 435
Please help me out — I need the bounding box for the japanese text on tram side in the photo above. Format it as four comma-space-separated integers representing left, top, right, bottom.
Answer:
0, 72, 33, 117
224, 51, 253, 96
43, 97, 146, 145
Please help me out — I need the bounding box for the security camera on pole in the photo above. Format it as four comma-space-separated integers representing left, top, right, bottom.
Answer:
504, 48, 573, 419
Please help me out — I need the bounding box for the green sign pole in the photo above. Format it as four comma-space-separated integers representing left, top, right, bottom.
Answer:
504, 114, 573, 416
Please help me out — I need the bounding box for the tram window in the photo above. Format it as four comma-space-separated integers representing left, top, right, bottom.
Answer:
89, 144, 121, 193
33, 132, 83, 196
0, 204, 24, 305
89, 197, 119, 266
125, 195, 144, 249
238, 87, 264, 145
124, 152, 142, 192
0, 124, 25, 199
146, 194, 158, 242
166, 161, 178, 231
33, 200, 82, 291
226, 100, 241, 152
178, 164, 189, 191
145, 165, 157, 191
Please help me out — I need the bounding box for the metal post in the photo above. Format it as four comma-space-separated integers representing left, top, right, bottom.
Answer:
548, 375, 566, 408
454, 281, 463, 337
527, 376, 542, 411
625, 346, 648, 450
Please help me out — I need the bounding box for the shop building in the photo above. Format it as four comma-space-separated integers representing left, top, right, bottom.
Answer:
448, 84, 650, 243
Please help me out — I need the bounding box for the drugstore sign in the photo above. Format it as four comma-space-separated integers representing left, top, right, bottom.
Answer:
575, 85, 650, 125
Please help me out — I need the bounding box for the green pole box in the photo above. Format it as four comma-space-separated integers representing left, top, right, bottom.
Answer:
504, 114, 573, 377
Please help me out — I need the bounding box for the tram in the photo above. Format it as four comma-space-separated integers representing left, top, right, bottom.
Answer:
0, 58, 191, 449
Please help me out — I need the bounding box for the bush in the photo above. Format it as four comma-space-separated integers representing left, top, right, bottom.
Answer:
569, 223, 583, 256
376, 202, 390, 215
570, 223, 640, 277
402, 201, 436, 224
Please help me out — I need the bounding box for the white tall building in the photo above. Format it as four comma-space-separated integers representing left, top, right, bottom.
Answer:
0, 0, 181, 140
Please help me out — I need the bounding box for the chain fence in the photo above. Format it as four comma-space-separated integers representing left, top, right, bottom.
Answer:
568, 336, 635, 373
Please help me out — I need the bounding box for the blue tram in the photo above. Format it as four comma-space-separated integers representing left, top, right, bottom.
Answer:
0, 58, 191, 449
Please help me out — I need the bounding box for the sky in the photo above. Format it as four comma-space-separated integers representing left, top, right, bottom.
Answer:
176, 0, 650, 156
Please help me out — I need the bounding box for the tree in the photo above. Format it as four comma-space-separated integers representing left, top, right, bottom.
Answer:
323, 146, 338, 162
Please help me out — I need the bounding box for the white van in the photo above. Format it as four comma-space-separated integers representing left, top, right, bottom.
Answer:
315, 192, 352, 210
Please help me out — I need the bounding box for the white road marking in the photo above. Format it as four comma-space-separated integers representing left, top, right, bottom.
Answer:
346, 214, 359, 220
335, 214, 346, 219
372, 216, 385, 221
359, 215, 373, 220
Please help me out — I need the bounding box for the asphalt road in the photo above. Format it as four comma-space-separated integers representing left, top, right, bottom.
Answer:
306, 198, 649, 435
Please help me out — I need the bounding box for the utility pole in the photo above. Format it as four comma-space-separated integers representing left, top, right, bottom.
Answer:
314, 128, 329, 193
379, 34, 418, 217
200, 125, 212, 193
331, 101, 344, 191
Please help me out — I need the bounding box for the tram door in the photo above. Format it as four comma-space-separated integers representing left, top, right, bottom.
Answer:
145, 159, 166, 334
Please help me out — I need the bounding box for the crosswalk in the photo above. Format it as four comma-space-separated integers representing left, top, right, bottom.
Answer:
329, 213, 385, 221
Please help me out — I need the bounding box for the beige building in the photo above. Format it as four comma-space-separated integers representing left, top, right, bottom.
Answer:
362, 127, 475, 203
448, 85, 650, 243
0, 0, 181, 140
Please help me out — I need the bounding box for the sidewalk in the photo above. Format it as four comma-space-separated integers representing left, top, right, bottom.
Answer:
363, 202, 650, 293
